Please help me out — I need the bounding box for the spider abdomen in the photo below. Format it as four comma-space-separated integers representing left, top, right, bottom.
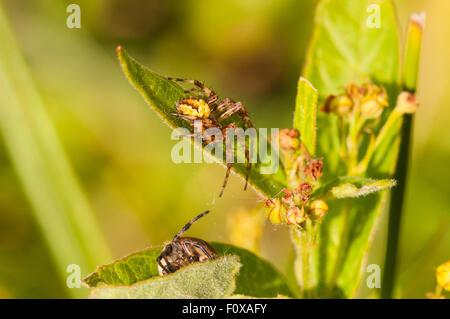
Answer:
176, 98, 211, 118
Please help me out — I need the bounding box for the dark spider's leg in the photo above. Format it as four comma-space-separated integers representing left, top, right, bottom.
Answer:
207, 94, 219, 106
167, 77, 216, 99
219, 162, 232, 198
218, 111, 252, 191
171, 113, 199, 122
217, 101, 253, 130
218, 124, 237, 197
182, 87, 199, 94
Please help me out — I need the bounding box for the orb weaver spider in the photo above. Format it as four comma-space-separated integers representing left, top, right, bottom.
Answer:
156, 210, 218, 275
168, 77, 254, 197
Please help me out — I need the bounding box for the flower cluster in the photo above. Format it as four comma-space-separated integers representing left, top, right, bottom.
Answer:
323, 82, 389, 119
266, 128, 327, 229
265, 187, 328, 229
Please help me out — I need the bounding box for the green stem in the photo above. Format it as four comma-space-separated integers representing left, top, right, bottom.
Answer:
352, 110, 402, 175
291, 224, 316, 299
381, 114, 413, 298
327, 201, 351, 296
381, 12, 424, 299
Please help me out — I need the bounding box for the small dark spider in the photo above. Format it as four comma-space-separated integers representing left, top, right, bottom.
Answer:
156, 210, 218, 276
168, 77, 254, 197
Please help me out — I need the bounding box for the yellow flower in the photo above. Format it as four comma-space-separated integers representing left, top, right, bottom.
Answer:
437, 261, 450, 291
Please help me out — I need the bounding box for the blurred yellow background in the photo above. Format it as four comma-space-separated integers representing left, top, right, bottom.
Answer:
0, 0, 448, 298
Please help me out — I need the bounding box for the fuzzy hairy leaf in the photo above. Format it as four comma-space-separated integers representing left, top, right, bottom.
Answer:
212, 243, 294, 298
90, 256, 240, 299
313, 176, 396, 199
294, 77, 318, 156
83, 242, 293, 298
117, 46, 286, 197
330, 179, 395, 198
302, 0, 401, 298
83, 249, 160, 288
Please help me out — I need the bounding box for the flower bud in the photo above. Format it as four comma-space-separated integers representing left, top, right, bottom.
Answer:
285, 206, 306, 226
281, 188, 294, 206
360, 99, 384, 119
265, 198, 286, 225
304, 159, 323, 181
271, 129, 300, 151
329, 94, 353, 117
394, 91, 418, 114
360, 84, 389, 119
274, 129, 300, 151
437, 261, 450, 291
309, 200, 328, 220
294, 182, 313, 203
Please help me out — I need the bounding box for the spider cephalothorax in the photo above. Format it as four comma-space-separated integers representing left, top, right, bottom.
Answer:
168, 77, 254, 197
156, 210, 218, 276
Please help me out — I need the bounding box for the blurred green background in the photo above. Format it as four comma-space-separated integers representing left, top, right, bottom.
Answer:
0, 0, 448, 298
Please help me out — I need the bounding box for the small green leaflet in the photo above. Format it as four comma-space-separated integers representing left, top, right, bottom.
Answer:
294, 77, 318, 156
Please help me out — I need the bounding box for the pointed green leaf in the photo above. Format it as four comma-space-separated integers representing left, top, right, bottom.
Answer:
313, 176, 396, 199
117, 46, 286, 197
90, 256, 241, 299
294, 77, 318, 156
83, 248, 160, 288
331, 179, 395, 198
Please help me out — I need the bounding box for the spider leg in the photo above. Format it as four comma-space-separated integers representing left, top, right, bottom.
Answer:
219, 113, 251, 191
217, 101, 253, 130
171, 113, 199, 122
219, 162, 232, 198
167, 77, 217, 101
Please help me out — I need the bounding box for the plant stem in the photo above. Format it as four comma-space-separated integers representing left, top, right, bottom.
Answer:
381, 12, 424, 299
327, 200, 351, 296
381, 114, 413, 299
352, 110, 402, 175
291, 224, 316, 298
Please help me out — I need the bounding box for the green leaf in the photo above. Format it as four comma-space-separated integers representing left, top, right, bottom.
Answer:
117, 46, 286, 197
294, 77, 318, 156
83, 248, 160, 288
302, 0, 401, 298
90, 256, 241, 299
83, 242, 294, 298
313, 176, 396, 199
212, 243, 295, 298
303, 0, 400, 101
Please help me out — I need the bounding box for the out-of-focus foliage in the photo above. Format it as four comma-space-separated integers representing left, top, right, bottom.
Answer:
0, 0, 448, 299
